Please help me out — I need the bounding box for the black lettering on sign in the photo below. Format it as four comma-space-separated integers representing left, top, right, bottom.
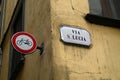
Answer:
72, 35, 86, 41
78, 36, 86, 41
67, 35, 71, 39
67, 34, 86, 42
72, 30, 80, 35
72, 35, 77, 40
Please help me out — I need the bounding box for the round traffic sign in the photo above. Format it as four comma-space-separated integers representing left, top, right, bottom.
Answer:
11, 32, 37, 54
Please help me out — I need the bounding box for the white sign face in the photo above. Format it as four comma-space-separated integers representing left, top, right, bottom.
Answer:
60, 26, 91, 46
16, 35, 33, 50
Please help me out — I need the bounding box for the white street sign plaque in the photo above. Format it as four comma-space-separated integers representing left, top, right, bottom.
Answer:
60, 25, 91, 46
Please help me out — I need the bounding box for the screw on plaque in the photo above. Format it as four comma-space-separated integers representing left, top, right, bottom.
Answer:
37, 43, 44, 56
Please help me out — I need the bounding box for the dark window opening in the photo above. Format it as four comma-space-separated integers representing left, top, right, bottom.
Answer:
0, 0, 3, 75
85, 0, 120, 28
0, 12, 1, 29
0, 48, 2, 72
0, 0, 3, 35
9, 0, 25, 80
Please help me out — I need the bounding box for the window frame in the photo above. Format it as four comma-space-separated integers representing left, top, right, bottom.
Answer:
85, 0, 120, 27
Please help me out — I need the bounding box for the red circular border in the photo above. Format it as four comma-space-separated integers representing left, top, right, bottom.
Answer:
11, 32, 37, 54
